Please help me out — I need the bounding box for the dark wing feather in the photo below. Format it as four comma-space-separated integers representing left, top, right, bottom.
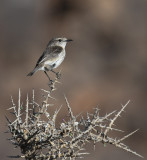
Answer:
35, 46, 63, 67
35, 51, 46, 67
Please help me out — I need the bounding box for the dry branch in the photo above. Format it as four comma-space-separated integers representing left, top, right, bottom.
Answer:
6, 76, 143, 159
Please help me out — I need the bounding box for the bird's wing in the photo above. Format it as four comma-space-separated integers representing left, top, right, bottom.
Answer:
35, 46, 63, 67
35, 51, 46, 67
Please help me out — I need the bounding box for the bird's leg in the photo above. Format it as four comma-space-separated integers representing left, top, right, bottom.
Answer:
51, 69, 61, 79
44, 71, 53, 83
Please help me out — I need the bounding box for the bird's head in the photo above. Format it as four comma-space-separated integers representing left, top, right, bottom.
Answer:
48, 37, 73, 48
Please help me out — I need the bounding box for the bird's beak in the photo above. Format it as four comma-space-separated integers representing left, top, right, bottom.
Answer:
66, 39, 73, 42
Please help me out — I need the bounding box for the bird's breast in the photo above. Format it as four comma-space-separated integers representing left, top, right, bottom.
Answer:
53, 50, 66, 68
44, 50, 66, 69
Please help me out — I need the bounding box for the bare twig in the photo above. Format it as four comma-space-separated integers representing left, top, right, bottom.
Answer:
104, 100, 130, 135
25, 94, 29, 127
64, 95, 75, 121
6, 89, 143, 160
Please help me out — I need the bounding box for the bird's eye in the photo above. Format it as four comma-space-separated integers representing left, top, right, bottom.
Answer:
59, 39, 62, 42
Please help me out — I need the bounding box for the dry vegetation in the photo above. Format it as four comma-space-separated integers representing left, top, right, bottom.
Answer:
6, 75, 143, 160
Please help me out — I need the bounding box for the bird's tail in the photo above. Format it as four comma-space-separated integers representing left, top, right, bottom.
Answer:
27, 67, 38, 76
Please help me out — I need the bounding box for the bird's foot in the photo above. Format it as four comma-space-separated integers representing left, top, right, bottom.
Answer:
56, 72, 61, 79
48, 79, 56, 91
51, 69, 61, 79
48, 79, 54, 85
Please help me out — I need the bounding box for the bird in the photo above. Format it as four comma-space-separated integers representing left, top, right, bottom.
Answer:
27, 37, 72, 81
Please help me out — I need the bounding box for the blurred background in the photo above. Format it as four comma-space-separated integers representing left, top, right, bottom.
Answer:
0, 0, 147, 159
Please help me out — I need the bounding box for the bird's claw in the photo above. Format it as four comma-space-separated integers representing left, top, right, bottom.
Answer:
56, 72, 61, 79
48, 79, 54, 85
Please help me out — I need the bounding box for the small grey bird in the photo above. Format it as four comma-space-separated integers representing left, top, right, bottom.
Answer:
27, 37, 72, 80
